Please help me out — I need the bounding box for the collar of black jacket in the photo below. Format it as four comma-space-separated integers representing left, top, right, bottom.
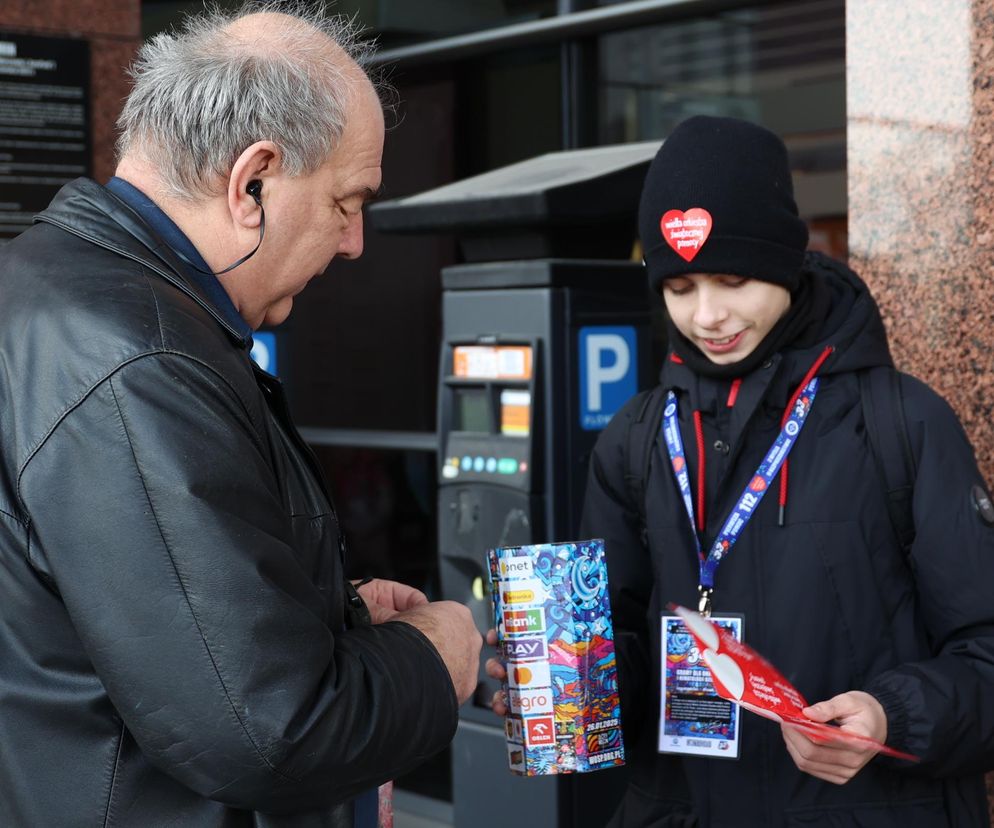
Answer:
33, 177, 251, 349
105, 176, 253, 343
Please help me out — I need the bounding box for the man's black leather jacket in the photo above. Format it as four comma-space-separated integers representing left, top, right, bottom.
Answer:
0, 179, 458, 827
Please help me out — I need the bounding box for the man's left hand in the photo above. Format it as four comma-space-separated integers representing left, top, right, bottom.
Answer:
781, 691, 887, 785
356, 579, 429, 623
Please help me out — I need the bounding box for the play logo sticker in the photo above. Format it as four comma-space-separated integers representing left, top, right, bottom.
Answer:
505, 636, 547, 661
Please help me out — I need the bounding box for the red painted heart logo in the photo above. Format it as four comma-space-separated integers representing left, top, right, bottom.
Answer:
660, 208, 713, 262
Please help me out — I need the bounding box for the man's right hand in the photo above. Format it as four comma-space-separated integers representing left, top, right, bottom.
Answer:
395, 601, 482, 704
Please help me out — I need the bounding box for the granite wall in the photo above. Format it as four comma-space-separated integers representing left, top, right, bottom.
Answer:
848, 1, 994, 821
849, 0, 994, 481
0, 0, 140, 182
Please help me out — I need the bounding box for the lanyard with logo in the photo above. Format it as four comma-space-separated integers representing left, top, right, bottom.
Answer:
661, 378, 820, 616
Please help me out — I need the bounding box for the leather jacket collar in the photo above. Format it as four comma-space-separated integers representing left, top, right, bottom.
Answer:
34, 178, 250, 348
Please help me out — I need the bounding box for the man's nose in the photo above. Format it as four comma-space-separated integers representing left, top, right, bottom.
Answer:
338, 211, 364, 260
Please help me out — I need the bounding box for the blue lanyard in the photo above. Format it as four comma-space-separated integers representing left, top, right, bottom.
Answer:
661, 379, 820, 615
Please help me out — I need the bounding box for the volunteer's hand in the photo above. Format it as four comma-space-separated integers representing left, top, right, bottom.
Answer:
394, 601, 482, 704
356, 578, 429, 623
781, 690, 887, 785
484, 628, 509, 715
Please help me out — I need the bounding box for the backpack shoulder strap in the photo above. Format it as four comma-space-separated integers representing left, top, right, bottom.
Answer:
859, 366, 917, 554
623, 386, 667, 547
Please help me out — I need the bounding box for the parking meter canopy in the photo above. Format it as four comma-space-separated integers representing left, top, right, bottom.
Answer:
369, 142, 660, 262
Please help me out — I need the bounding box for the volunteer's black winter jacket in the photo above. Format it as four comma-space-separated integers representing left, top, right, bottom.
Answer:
0, 179, 458, 827
581, 254, 994, 827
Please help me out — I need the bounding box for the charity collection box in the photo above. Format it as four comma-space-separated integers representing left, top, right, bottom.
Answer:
488, 539, 626, 776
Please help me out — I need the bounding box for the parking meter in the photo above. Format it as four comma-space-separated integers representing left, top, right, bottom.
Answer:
371, 143, 659, 827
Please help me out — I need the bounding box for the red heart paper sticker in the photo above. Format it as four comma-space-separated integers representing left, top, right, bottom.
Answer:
670, 605, 920, 762
661, 208, 713, 262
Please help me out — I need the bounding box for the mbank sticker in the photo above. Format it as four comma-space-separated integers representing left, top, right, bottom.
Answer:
503, 608, 545, 634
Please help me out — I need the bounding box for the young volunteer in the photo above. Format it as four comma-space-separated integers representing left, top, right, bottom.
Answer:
577, 117, 994, 826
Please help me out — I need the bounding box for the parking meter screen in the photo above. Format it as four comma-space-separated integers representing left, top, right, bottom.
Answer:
453, 345, 532, 380
455, 388, 490, 433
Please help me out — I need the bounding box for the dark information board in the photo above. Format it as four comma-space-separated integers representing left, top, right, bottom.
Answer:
0, 32, 91, 242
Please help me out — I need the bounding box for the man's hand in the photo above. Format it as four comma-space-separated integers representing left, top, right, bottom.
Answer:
484, 628, 508, 715
356, 578, 429, 624
781, 690, 887, 785
394, 601, 482, 704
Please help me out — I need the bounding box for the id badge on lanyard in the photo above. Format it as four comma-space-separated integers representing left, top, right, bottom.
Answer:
659, 613, 743, 758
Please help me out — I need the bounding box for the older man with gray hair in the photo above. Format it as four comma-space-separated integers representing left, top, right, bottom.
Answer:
0, 4, 481, 827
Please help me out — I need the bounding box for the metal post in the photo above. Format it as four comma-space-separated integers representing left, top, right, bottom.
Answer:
558, 0, 583, 149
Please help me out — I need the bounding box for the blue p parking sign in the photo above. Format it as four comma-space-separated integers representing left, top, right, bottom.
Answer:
250, 332, 278, 375
578, 326, 637, 431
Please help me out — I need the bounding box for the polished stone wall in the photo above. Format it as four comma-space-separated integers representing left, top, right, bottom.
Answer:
849, 0, 994, 480
848, 1, 994, 821
0, 0, 140, 182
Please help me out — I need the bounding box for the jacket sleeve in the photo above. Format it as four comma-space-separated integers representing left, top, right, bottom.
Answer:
864, 374, 994, 776
17, 352, 458, 814
579, 395, 655, 745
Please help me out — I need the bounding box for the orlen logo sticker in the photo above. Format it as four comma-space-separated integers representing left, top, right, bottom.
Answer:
507, 660, 551, 690
505, 636, 547, 660
503, 608, 545, 634
499, 557, 534, 578
525, 716, 556, 746
509, 687, 554, 716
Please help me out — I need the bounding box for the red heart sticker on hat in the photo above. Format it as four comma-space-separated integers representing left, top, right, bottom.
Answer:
661, 208, 713, 262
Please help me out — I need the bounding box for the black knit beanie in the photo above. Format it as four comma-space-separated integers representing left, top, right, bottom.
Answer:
640, 116, 808, 294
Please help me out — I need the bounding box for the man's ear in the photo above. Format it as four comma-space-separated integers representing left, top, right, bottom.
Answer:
227, 141, 281, 228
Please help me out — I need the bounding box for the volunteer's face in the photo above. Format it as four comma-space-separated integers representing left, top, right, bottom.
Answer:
662, 273, 791, 364
258, 84, 384, 327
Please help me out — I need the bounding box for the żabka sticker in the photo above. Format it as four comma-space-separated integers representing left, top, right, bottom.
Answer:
661, 208, 712, 262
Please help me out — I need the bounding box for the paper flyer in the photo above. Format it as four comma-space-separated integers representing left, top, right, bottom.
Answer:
670, 605, 918, 763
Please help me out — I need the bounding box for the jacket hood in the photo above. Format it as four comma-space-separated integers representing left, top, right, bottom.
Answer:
661, 251, 893, 395
791, 250, 893, 378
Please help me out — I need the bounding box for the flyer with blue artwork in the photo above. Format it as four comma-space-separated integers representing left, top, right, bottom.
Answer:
659, 613, 742, 759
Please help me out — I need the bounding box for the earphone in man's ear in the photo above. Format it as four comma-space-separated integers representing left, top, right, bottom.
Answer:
171, 179, 266, 277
